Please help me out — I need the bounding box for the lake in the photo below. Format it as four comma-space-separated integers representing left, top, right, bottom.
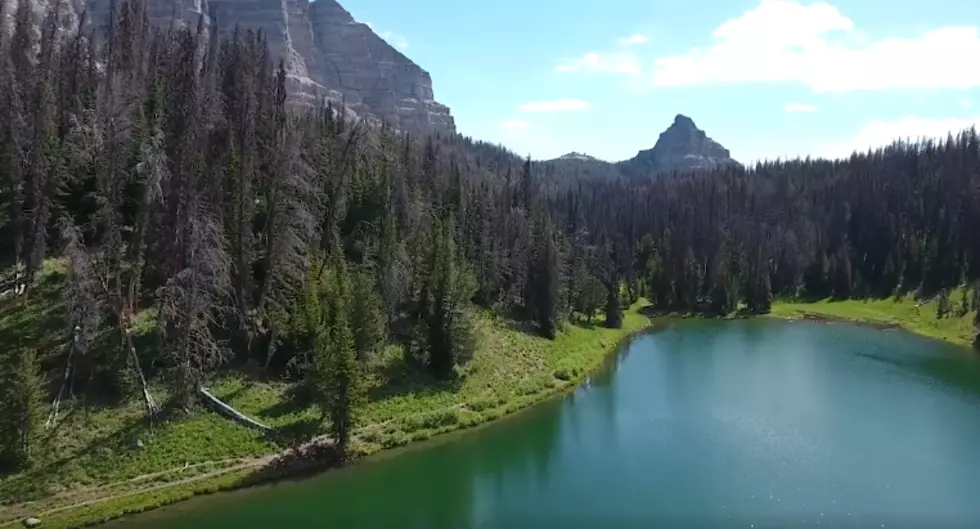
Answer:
105, 319, 980, 529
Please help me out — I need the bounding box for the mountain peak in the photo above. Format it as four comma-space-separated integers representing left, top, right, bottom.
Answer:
672, 114, 697, 128
618, 114, 736, 176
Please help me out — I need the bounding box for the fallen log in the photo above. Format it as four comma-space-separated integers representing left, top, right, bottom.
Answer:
198, 386, 272, 432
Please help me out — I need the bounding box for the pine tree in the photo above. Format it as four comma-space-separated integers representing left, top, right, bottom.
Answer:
19, 7, 63, 292
529, 214, 561, 338
377, 209, 407, 328
589, 240, 623, 328
284, 256, 325, 375
253, 61, 317, 369
420, 216, 478, 379
0, 348, 45, 471
956, 287, 970, 317
313, 237, 363, 458
936, 288, 951, 319
349, 268, 385, 362
604, 281, 623, 328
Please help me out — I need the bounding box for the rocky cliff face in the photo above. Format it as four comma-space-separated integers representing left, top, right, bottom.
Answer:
2, 0, 456, 136
620, 114, 735, 174
304, 0, 454, 135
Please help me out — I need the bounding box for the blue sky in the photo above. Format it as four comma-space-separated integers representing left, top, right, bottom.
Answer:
341, 0, 980, 163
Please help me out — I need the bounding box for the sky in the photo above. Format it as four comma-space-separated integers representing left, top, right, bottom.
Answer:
340, 0, 980, 164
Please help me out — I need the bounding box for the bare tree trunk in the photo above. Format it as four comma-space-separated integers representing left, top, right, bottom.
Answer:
104, 275, 159, 419
47, 331, 77, 428
124, 209, 150, 313
119, 317, 158, 417
263, 324, 277, 369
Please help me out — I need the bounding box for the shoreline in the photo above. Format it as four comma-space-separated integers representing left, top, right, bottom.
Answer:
768, 298, 976, 351
6, 311, 653, 529
10, 299, 974, 529
768, 310, 902, 331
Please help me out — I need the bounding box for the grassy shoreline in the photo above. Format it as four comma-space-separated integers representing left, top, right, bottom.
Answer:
7, 289, 974, 529
769, 292, 976, 349
0, 297, 652, 529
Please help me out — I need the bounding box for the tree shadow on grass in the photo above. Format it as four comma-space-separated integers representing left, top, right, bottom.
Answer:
491, 307, 548, 339
246, 384, 321, 446
565, 318, 602, 330
0, 274, 67, 357
366, 346, 461, 404
0, 408, 156, 504
266, 417, 323, 447
258, 383, 314, 420
502, 317, 537, 335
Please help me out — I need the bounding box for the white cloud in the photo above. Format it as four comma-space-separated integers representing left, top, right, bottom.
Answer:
958, 98, 973, 109
812, 115, 980, 159
649, 0, 980, 92
380, 30, 409, 50
518, 99, 591, 112
555, 1, 980, 93
617, 33, 649, 46
784, 102, 817, 112
555, 51, 642, 76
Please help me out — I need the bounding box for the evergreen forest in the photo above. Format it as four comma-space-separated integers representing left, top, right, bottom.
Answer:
1, 0, 979, 482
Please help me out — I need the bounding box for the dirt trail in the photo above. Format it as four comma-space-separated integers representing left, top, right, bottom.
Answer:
0, 457, 276, 527
0, 456, 276, 527
0, 403, 468, 527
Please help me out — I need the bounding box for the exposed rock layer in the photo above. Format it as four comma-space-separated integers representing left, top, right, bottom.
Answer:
2, 0, 456, 136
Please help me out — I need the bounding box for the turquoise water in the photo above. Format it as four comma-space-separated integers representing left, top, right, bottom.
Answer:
106, 320, 980, 529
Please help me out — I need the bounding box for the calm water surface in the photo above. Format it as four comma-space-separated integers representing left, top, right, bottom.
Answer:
107, 320, 980, 529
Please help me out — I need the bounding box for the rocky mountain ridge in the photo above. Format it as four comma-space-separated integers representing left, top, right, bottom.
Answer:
2, 0, 456, 137
624, 114, 735, 173
547, 114, 738, 178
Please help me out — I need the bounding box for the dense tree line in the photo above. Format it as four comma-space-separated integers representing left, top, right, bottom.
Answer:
0, 0, 978, 471
557, 143, 980, 319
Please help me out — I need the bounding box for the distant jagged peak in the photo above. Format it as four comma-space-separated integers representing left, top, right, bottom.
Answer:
617, 113, 737, 176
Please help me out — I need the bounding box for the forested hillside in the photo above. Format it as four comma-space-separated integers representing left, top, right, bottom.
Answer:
1, 0, 979, 490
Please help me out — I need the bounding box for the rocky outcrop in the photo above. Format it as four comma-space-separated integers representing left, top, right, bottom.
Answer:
619, 114, 736, 175
555, 152, 600, 162
1, 0, 84, 41
5, 0, 456, 137
213, 0, 455, 136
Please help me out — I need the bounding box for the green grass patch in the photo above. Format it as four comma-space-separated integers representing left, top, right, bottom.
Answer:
770, 289, 976, 348
0, 260, 651, 527
5, 468, 253, 529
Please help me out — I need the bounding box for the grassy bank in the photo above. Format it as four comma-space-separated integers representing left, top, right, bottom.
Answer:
0, 263, 650, 528
770, 289, 976, 348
